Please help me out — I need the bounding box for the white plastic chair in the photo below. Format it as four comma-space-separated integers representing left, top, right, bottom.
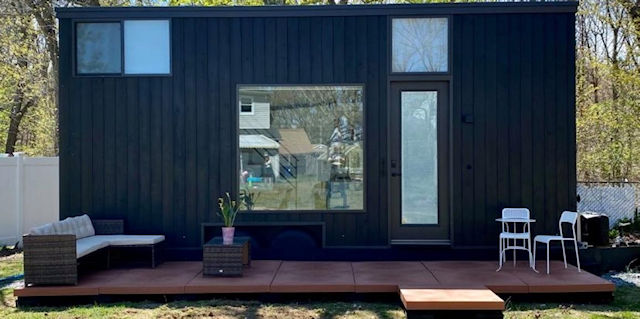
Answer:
533, 211, 581, 274
497, 208, 534, 271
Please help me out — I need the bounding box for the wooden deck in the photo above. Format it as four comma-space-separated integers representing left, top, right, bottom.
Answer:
14, 260, 614, 312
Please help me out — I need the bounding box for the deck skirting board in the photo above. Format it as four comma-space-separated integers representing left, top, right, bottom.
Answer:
15, 260, 614, 312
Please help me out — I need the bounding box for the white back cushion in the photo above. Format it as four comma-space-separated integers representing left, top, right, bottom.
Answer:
51, 214, 96, 239
29, 223, 55, 235
72, 214, 96, 239
52, 218, 75, 235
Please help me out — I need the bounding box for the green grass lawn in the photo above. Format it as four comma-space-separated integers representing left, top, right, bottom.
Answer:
1, 288, 639, 319
0, 253, 23, 279
1, 253, 639, 319
505, 286, 640, 319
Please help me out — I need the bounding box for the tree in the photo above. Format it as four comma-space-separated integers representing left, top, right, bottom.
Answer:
576, 0, 640, 181
0, 0, 147, 156
0, 1, 53, 155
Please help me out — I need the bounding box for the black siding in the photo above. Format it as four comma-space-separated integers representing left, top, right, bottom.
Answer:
449, 12, 577, 246
58, 8, 576, 252
60, 16, 389, 248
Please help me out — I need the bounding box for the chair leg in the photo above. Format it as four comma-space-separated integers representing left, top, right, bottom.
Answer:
106, 247, 111, 269
502, 238, 506, 262
512, 238, 516, 267
560, 239, 567, 268
527, 237, 533, 269
151, 245, 156, 268
497, 236, 503, 272
533, 241, 537, 272
573, 239, 581, 272
546, 242, 550, 274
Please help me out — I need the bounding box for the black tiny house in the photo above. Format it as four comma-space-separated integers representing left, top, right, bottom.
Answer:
56, 2, 578, 260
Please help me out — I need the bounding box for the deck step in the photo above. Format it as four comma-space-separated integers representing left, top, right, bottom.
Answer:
399, 288, 505, 311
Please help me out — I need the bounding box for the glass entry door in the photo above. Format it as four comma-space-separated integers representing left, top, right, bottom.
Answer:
389, 82, 449, 244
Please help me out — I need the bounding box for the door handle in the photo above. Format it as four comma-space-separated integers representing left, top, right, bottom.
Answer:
391, 172, 402, 177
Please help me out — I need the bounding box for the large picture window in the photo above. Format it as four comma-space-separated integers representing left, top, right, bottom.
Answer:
238, 85, 364, 211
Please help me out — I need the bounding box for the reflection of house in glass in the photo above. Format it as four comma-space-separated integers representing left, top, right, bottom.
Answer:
239, 133, 280, 186
238, 86, 364, 210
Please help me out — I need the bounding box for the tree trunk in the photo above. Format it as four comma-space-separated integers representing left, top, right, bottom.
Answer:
5, 94, 32, 155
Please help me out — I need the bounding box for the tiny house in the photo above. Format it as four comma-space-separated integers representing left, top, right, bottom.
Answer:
56, 2, 578, 260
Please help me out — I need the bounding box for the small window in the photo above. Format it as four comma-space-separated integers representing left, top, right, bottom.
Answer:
76, 22, 122, 74
392, 18, 448, 73
124, 20, 171, 74
239, 97, 254, 114
75, 19, 170, 76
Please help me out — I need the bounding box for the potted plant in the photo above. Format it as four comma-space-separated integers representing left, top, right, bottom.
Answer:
217, 192, 243, 245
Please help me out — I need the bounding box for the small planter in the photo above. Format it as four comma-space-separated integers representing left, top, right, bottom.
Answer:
222, 227, 235, 245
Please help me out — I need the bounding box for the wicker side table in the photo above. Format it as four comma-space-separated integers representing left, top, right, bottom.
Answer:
203, 236, 251, 277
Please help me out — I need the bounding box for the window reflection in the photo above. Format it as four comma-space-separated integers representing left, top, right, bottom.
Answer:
238, 86, 364, 211
392, 18, 448, 73
401, 91, 438, 224
76, 22, 121, 74
124, 20, 170, 74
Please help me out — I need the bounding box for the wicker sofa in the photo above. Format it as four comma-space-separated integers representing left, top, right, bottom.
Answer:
23, 215, 164, 286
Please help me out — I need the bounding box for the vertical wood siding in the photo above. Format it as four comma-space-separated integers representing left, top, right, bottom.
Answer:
59, 11, 575, 250
59, 16, 389, 248
450, 13, 576, 246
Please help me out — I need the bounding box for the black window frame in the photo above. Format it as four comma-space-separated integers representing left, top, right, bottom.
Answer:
235, 83, 368, 214
72, 18, 172, 77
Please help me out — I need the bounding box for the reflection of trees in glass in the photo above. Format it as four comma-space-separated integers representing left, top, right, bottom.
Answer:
76, 23, 121, 74
392, 18, 447, 72
268, 87, 363, 145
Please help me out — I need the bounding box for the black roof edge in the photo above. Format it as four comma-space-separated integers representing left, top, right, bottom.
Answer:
55, 2, 578, 19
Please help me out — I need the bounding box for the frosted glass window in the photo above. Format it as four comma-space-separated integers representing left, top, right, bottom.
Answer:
124, 20, 170, 74
401, 91, 438, 224
392, 18, 448, 73
76, 23, 121, 74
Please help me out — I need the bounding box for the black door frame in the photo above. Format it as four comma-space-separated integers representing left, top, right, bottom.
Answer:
388, 81, 451, 245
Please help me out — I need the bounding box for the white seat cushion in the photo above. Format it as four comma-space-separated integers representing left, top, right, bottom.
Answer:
94, 235, 165, 246
499, 232, 530, 240
534, 235, 565, 243
76, 236, 111, 258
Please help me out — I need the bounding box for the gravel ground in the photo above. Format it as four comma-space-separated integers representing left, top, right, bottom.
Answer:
602, 271, 640, 287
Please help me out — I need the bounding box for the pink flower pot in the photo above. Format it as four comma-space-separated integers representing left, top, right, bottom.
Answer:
222, 227, 235, 245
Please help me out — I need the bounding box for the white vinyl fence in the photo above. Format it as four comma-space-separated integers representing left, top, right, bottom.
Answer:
0, 155, 58, 246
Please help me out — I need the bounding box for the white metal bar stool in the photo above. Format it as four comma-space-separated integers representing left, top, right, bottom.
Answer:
496, 208, 535, 272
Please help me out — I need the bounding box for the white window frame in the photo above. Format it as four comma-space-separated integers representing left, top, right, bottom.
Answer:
239, 97, 254, 115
